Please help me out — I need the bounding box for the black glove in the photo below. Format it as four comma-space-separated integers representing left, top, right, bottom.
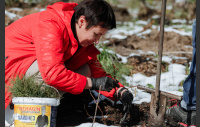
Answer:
115, 87, 133, 112
91, 77, 120, 92
115, 87, 133, 125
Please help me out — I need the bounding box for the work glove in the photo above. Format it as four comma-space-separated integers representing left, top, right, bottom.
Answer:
91, 77, 120, 92
114, 87, 133, 125
117, 87, 133, 112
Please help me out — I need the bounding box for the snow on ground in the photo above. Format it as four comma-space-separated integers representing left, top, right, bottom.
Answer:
175, 0, 186, 3
166, 5, 173, 10
128, 8, 139, 19
152, 15, 160, 19
23, 0, 42, 3
165, 27, 192, 36
110, 34, 127, 40
171, 19, 187, 24
76, 123, 119, 127
155, 24, 193, 36
5, 7, 46, 21
135, 20, 148, 25
184, 45, 193, 49
137, 29, 152, 36
123, 61, 187, 104
34, 7, 46, 12
5, 10, 22, 20
9, 7, 23, 11
104, 20, 193, 40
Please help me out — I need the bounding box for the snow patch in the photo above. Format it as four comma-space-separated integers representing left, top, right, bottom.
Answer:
9, 7, 23, 11
5, 10, 22, 19
172, 19, 187, 24
76, 123, 118, 127
136, 20, 148, 25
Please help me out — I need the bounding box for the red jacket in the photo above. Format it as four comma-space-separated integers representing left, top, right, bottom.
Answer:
5, 2, 124, 109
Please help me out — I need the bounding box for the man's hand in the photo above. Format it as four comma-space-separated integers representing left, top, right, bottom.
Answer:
115, 87, 133, 112
91, 77, 120, 92
115, 87, 133, 125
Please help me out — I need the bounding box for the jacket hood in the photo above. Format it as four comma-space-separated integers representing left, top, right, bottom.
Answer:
47, 2, 77, 16
47, 2, 78, 47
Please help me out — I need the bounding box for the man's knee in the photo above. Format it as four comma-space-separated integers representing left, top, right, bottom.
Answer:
25, 60, 40, 78
24, 60, 43, 84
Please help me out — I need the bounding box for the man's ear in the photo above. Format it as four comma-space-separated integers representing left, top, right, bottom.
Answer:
77, 15, 87, 28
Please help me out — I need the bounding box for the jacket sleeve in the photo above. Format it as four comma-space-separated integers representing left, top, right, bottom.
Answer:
33, 15, 86, 95
87, 56, 124, 100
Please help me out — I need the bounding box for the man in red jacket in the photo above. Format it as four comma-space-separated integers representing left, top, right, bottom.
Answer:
5, 0, 133, 125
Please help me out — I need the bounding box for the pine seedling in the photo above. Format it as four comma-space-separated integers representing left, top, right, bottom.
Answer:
97, 45, 133, 86
9, 75, 59, 98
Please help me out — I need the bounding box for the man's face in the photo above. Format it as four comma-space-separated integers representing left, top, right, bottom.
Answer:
76, 16, 108, 47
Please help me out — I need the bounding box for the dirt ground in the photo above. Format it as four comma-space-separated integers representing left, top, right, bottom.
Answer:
5, 3, 194, 127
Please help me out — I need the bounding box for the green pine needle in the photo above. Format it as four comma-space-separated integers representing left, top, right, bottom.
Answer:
9, 75, 59, 98
97, 45, 133, 86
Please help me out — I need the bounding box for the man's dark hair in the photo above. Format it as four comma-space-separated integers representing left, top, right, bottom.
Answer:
74, 0, 116, 30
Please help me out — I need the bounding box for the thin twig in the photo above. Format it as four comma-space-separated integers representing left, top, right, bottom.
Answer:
111, 61, 118, 125
88, 89, 104, 120
92, 85, 101, 127
84, 104, 94, 121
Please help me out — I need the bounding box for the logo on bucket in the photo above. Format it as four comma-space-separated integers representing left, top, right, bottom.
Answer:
14, 105, 51, 127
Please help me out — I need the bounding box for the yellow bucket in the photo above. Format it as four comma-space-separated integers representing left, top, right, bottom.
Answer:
12, 97, 60, 127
